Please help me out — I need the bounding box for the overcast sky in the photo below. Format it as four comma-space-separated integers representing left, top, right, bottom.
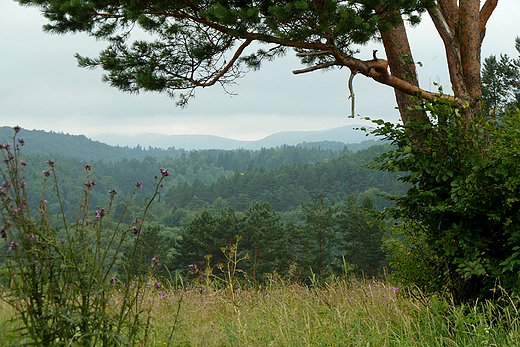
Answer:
1, 1, 519, 144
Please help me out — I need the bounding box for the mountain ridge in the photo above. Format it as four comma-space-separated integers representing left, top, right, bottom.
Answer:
92, 125, 375, 150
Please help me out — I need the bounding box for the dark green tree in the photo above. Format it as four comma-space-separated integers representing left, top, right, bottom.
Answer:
482, 39, 520, 117
301, 194, 337, 278
240, 202, 289, 281
175, 207, 242, 275
336, 196, 387, 278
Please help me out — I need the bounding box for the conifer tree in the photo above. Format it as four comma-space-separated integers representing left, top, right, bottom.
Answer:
301, 194, 337, 278
336, 196, 387, 278
16, 0, 500, 130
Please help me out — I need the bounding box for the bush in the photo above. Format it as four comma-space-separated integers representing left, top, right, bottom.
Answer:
370, 100, 520, 304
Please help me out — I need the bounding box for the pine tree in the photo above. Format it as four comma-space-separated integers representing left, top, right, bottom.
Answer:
17, 0, 501, 131
301, 194, 337, 279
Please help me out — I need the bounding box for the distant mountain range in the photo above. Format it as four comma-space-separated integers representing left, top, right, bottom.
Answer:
92, 125, 375, 150
0, 125, 381, 162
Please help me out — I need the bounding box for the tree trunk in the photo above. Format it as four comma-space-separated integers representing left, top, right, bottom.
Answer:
380, 17, 428, 125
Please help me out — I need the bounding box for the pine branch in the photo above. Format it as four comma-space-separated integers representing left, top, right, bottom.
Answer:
292, 61, 337, 75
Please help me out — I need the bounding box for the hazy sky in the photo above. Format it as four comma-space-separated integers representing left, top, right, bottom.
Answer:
1, 1, 519, 143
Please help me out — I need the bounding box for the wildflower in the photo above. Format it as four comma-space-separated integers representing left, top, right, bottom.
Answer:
188, 264, 198, 274
42, 170, 51, 177
8, 241, 19, 250
26, 234, 35, 242
135, 182, 143, 189
152, 257, 159, 265
110, 277, 116, 285
84, 180, 96, 188
132, 226, 140, 235
95, 208, 106, 219
12, 125, 21, 133
46, 159, 55, 167
135, 216, 141, 224
159, 167, 171, 177
18, 138, 25, 145
19, 182, 26, 188
20, 160, 27, 166
108, 189, 117, 195
0, 142, 10, 150
84, 164, 92, 172
154, 281, 161, 289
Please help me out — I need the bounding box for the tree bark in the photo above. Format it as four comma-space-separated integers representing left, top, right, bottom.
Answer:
380, 18, 428, 125
459, 0, 482, 117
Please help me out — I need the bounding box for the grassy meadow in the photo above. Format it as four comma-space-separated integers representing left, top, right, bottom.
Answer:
2, 278, 519, 346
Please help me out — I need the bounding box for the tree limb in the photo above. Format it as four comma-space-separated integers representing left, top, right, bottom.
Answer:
348, 70, 356, 118
292, 61, 337, 74
199, 38, 253, 87
480, 0, 498, 39
437, 0, 458, 35
295, 51, 331, 57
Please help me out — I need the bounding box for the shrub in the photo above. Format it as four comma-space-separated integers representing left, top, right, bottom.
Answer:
370, 101, 520, 304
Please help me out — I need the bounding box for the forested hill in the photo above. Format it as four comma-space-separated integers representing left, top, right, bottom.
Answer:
0, 126, 380, 163
0, 126, 184, 161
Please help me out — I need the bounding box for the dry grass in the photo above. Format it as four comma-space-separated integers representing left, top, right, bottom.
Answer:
2, 279, 520, 346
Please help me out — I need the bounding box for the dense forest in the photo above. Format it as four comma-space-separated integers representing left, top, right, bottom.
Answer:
2, 127, 404, 283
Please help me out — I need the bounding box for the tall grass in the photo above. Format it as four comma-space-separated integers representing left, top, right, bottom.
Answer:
5, 278, 513, 346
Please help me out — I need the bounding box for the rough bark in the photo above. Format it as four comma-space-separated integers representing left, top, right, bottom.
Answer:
380, 18, 427, 125
459, 0, 482, 117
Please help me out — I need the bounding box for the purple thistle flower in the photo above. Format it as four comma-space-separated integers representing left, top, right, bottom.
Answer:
159, 168, 171, 177
132, 226, 140, 235
12, 126, 21, 133
84, 180, 96, 188
0, 142, 10, 150
135, 216, 141, 224
154, 281, 161, 289
110, 277, 116, 285
95, 208, 106, 219
20, 160, 27, 166
8, 241, 19, 250
108, 189, 117, 195
46, 159, 55, 167
136, 182, 143, 190
18, 138, 25, 146
84, 164, 92, 172
152, 257, 159, 265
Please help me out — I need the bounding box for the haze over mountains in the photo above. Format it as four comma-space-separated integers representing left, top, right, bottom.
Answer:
0, 125, 381, 162
92, 125, 376, 150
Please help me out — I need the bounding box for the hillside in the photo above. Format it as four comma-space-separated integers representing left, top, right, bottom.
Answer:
0, 126, 381, 162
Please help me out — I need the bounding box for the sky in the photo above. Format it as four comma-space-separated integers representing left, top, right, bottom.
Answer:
1, 1, 519, 145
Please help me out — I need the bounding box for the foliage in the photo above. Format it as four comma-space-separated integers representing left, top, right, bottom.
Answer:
0, 127, 172, 346
174, 194, 388, 284
301, 194, 337, 279
370, 98, 520, 303
336, 195, 388, 278
15, 0, 433, 105
482, 37, 520, 117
